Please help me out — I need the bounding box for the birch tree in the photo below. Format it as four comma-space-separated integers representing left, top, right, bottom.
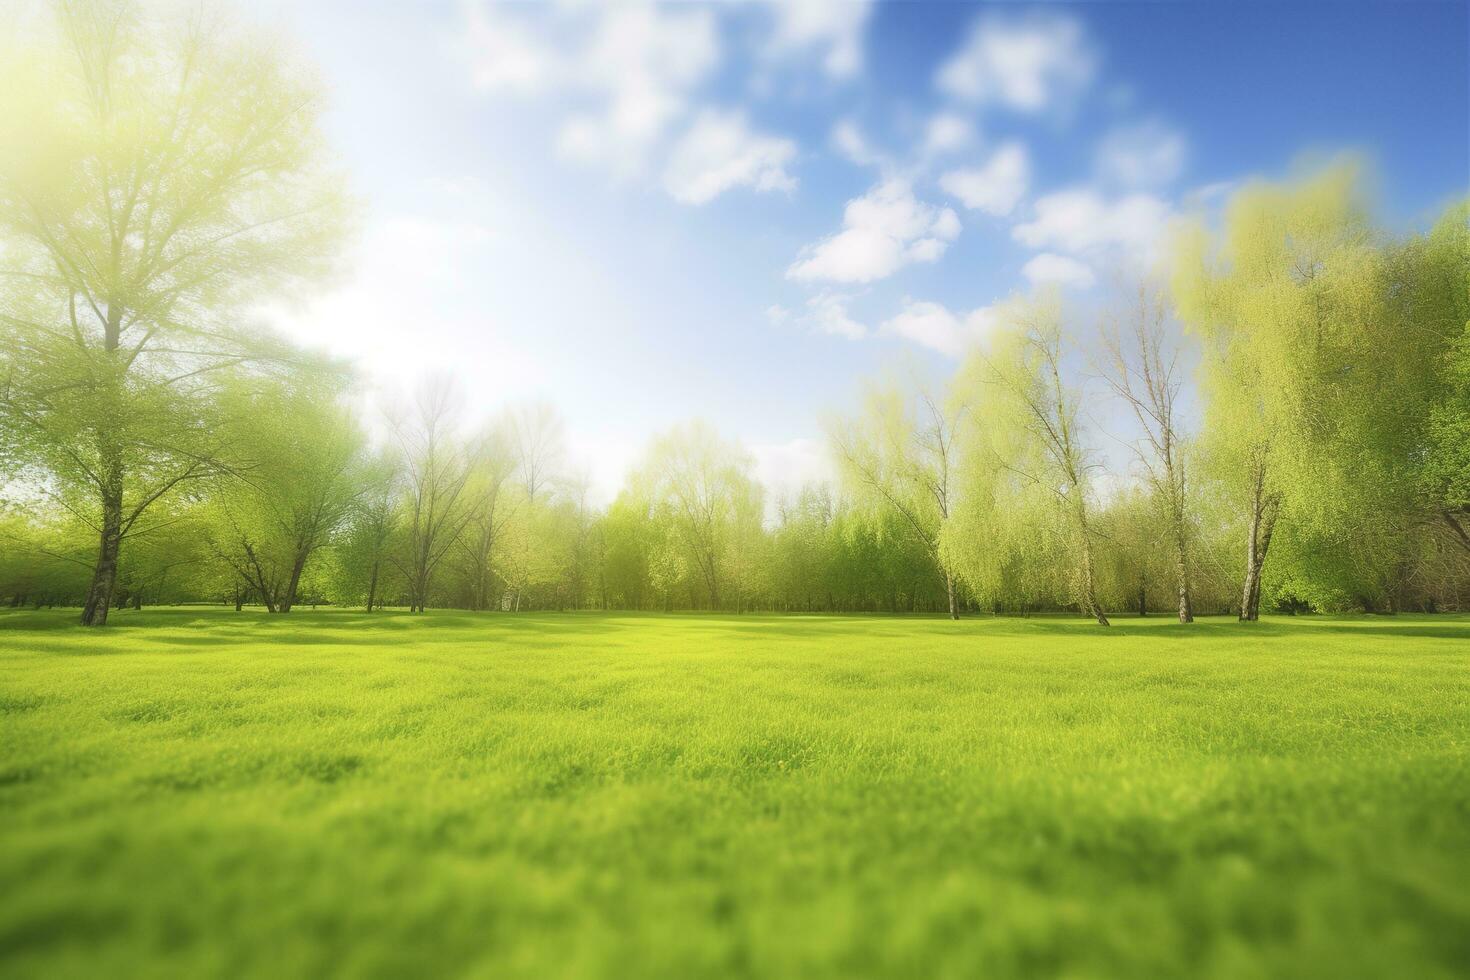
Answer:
965, 295, 1110, 625
1100, 282, 1195, 622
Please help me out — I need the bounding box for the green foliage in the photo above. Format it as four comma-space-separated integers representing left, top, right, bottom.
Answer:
1174, 163, 1470, 612
1, 12, 1468, 627
0, 0, 351, 623
0, 502, 91, 604
1415, 204, 1470, 528
954, 294, 1110, 623
621, 421, 763, 611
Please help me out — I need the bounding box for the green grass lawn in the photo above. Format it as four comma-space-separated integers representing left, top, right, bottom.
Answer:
1, 608, 1468, 979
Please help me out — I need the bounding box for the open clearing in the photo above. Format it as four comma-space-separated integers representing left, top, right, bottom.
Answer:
1, 609, 1468, 978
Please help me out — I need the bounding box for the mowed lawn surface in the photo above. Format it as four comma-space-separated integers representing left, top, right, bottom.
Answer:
1, 610, 1468, 979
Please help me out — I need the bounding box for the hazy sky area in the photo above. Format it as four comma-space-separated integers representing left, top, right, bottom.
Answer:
256, 0, 1470, 502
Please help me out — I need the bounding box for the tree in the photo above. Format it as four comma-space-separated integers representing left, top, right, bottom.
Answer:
0, 0, 349, 624
455, 419, 518, 611
1427, 323, 1470, 552
555, 473, 600, 611
498, 403, 570, 610
202, 372, 364, 613
964, 294, 1110, 625
601, 493, 654, 610
1173, 162, 1424, 618
829, 375, 966, 619
1405, 204, 1470, 554
1100, 281, 1195, 622
389, 379, 475, 613
338, 449, 402, 612
508, 401, 565, 506
1096, 486, 1174, 617
630, 421, 759, 611
111, 503, 208, 610
770, 485, 837, 612
0, 501, 92, 607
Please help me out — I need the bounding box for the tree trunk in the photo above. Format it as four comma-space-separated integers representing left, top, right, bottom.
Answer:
366, 560, 380, 613
1137, 583, 1147, 617
1240, 465, 1277, 622
705, 563, 720, 612
1083, 563, 1110, 626
409, 568, 428, 613
82, 305, 127, 627
1075, 503, 1110, 627
279, 549, 309, 613
1241, 514, 1275, 621
1240, 497, 1261, 622
1173, 520, 1194, 624
944, 570, 959, 620
80, 480, 123, 626
1252, 513, 1275, 618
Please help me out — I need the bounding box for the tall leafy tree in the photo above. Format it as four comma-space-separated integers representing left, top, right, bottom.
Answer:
1174, 162, 1439, 616
336, 448, 402, 612
202, 372, 364, 613
0, 0, 349, 624
829, 376, 966, 619
963, 294, 1110, 625
1404, 205, 1470, 555
629, 421, 760, 611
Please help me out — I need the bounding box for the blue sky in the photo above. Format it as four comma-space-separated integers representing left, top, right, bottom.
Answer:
261, 0, 1469, 499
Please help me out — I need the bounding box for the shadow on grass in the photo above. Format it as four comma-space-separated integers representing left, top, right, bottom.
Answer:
4, 607, 1469, 654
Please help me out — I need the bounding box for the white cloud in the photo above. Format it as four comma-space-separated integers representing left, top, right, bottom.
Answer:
556, 5, 720, 176
768, 0, 873, 79
464, 2, 722, 183
830, 118, 885, 169
803, 291, 867, 339
1095, 120, 1187, 188
881, 299, 1000, 358
1013, 188, 1172, 264
769, 291, 867, 340
463, 2, 557, 94
788, 179, 961, 283
939, 141, 1030, 216
1021, 253, 1096, 289
923, 112, 976, 157
664, 110, 796, 204
936, 11, 1096, 113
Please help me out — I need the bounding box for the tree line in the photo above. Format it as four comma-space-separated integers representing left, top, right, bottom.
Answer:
1, 1, 1467, 625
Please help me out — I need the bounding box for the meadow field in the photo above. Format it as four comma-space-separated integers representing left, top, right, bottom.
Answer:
1, 609, 1468, 979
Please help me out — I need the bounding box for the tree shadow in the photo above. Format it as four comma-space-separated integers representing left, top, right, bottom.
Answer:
4, 607, 1469, 653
